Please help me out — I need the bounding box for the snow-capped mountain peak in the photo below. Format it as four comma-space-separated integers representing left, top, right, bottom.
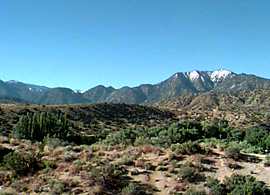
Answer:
189, 70, 200, 80
73, 89, 85, 94
184, 70, 200, 80
7, 80, 20, 84
210, 69, 232, 83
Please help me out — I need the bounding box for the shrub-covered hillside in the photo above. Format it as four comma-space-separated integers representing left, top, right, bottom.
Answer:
0, 103, 177, 136
150, 88, 270, 129
1, 102, 270, 194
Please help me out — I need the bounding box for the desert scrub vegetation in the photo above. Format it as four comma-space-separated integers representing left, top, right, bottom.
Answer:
206, 174, 269, 195
100, 120, 270, 156
171, 141, 204, 155
0, 135, 269, 195
0, 148, 55, 186
2, 103, 270, 194
177, 161, 204, 183
3, 103, 270, 155
183, 188, 207, 195
102, 120, 229, 148
11, 111, 270, 157
121, 182, 141, 195
1, 150, 43, 176
225, 146, 241, 160
13, 111, 94, 145
224, 174, 267, 194
0, 140, 155, 194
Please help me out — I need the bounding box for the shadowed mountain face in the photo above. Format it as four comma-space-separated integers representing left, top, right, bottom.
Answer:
35, 88, 89, 105
1, 69, 270, 104
213, 73, 270, 92
83, 85, 115, 102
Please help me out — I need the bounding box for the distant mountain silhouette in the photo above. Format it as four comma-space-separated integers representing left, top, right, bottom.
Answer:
1, 69, 270, 104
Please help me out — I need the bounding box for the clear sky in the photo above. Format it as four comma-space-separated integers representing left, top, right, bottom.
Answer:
1, 0, 270, 91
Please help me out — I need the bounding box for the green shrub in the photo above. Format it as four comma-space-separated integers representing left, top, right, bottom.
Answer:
206, 177, 225, 195
229, 141, 261, 154
118, 156, 134, 166
103, 129, 137, 146
206, 174, 267, 195
175, 141, 202, 154
2, 150, 44, 176
14, 112, 69, 142
13, 112, 92, 145
225, 146, 241, 160
52, 180, 77, 194
183, 188, 206, 195
244, 128, 266, 147
203, 138, 228, 150
227, 129, 245, 142
121, 182, 141, 195
89, 162, 127, 191
178, 166, 197, 183
99, 119, 270, 154
133, 137, 152, 146
100, 120, 233, 148
242, 128, 270, 153
224, 173, 266, 195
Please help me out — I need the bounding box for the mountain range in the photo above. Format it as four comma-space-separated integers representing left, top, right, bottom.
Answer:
1, 69, 270, 104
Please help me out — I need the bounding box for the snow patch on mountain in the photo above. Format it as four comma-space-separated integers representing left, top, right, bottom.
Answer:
211, 69, 232, 83
189, 70, 200, 80
7, 80, 20, 84
73, 89, 85, 94
184, 70, 200, 80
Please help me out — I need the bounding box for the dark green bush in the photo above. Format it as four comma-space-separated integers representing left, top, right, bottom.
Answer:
240, 128, 270, 153
13, 112, 93, 145
0, 145, 13, 162
178, 166, 198, 183
121, 182, 141, 195
103, 129, 137, 146
224, 174, 266, 195
180, 141, 202, 154
171, 141, 202, 154
206, 177, 225, 195
2, 150, 44, 176
102, 120, 231, 148
183, 188, 206, 195
14, 112, 69, 142
228, 129, 245, 142
99, 119, 270, 154
244, 128, 266, 147
206, 174, 268, 195
89, 162, 127, 191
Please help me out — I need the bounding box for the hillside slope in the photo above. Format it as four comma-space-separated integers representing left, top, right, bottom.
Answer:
150, 88, 270, 129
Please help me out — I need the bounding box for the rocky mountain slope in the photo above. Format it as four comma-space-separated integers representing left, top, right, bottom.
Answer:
1, 69, 270, 104
150, 88, 270, 129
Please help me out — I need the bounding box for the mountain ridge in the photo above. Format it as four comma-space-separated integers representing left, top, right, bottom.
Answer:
1, 69, 270, 104
150, 87, 270, 129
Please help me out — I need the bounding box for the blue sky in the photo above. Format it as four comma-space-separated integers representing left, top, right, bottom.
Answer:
1, 1, 270, 90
